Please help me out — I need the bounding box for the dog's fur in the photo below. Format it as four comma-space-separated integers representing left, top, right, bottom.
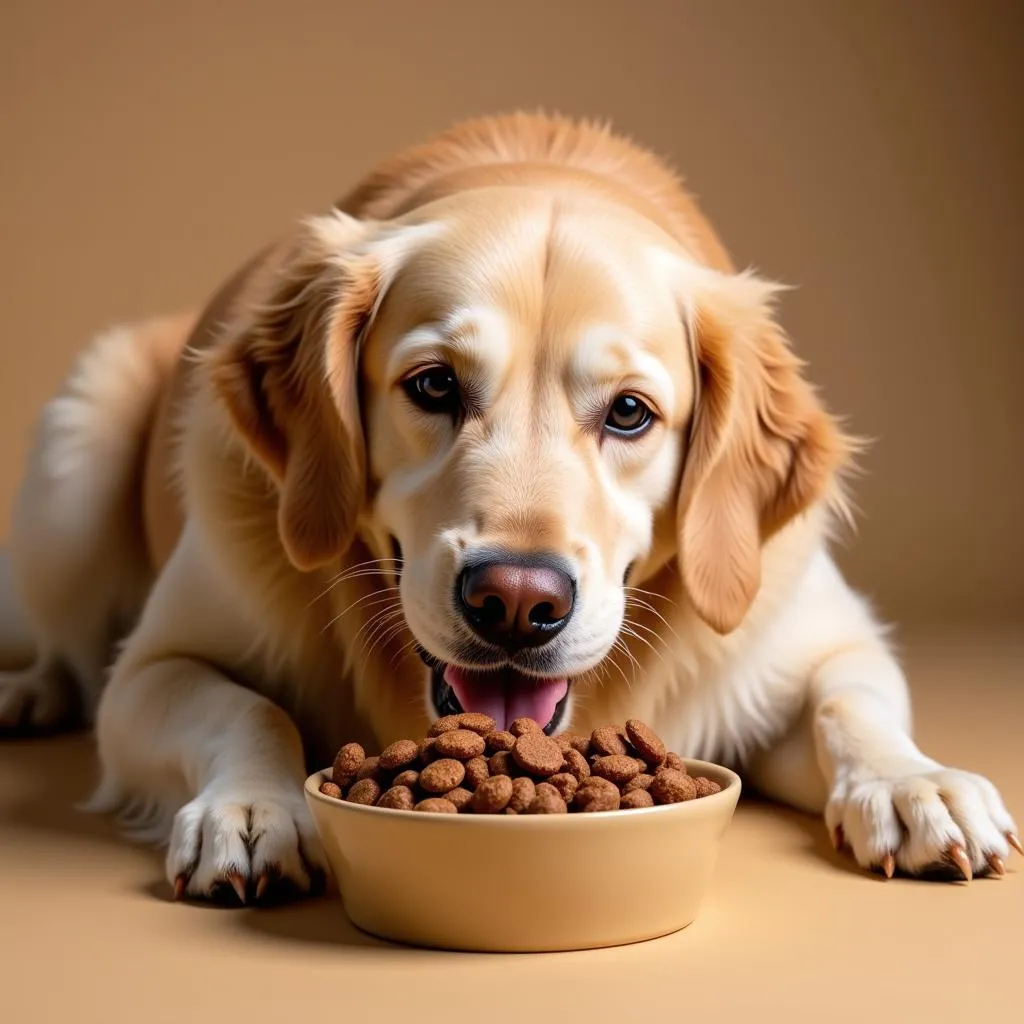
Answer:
1, 113, 1015, 900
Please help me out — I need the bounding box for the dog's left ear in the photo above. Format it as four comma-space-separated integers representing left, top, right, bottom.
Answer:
208, 213, 386, 571
674, 266, 853, 634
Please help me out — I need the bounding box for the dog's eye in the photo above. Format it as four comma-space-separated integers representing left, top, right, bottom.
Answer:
403, 365, 460, 415
605, 394, 654, 436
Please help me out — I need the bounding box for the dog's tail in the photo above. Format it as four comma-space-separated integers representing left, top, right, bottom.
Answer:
0, 549, 34, 668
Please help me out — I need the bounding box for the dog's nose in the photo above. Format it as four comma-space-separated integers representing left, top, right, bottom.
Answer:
458, 561, 575, 650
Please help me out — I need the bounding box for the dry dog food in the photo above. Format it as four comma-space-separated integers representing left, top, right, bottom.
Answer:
319, 716, 723, 814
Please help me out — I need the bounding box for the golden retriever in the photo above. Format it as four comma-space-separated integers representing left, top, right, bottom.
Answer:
1, 112, 1017, 902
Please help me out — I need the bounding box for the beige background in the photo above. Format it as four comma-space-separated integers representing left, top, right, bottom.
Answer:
2, 0, 1022, 630
1, 4, 1023, 1020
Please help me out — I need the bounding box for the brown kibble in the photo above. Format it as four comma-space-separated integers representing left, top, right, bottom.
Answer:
624, 720, 666, 766
377, 785, 415, 811
555, 732, 590, 756
561, 747, 591, 783
331, 742, 365, 786
444, 786, 473, 812
457, 712, 497, 735
591, 726, 628, 756
393, 769, 419, 789
508, 776, 536, 813
512, 731, 564, 777
664, 752, 686, 773
379, 739, 419, 771
419, 758, 466, 793
415, 797, 457, 813
547, 773, 578, 804
510, 717, 542, 737
693, 776, 722, 798
620, 789, 655, 810
464, 756, 490, 790
622, 773, 654, 794
433, 728, 486, 760
528, 782, 568, 814
471, 774, 514, 813
346, 778, 382, 805
504, 807, 519, 815
485, 730, 516, 753
319, 781, 343, 800
575, 779, 620, 812
428, 715, 463, 737
355, 756, 380, 781
417, 737, 436, 764
650, 769, 697, 805
591, 754, 642, 785
488, 750, 515, 777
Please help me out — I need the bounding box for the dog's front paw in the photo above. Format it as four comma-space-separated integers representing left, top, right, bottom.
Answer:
826, 761, 1020, 881
0, 664, 79, 734
167, 785, 328, 905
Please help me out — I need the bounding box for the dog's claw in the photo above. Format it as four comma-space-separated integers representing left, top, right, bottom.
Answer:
173, 875, 188, 900
986, 853, 1005, 876
1008, 832, 1023, 857
226, 871, 247, 904
255, 874, 270, 901
880, 853, 895, 879
948, 844, 972, 882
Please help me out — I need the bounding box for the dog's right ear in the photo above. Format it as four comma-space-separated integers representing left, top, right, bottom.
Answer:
208, 213, 382, 571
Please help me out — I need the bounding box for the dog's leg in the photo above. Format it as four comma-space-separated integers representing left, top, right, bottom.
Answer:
90, 524, 327, 904
751, 643, 1019, 880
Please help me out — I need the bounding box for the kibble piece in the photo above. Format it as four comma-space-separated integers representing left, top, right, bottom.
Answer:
355, 756, 380, 781
419, 758, 466, 794
622, 773, 654, 794
415, 797, 458, 813
331, 742, 365, 786
624, 720, 666, 766
379, 739, 419, 771
393, 769, 419, 789
650, 769, 697, 805
444, 786, 473, 812
457, 713, 497, 735
433, 729, 486, 760
528, 782, 568, 814
664, 752, 687, 773
485, 730, 516, 754
488, 750, 515, 777
417, 738, 436, 764
620, 789, 655, 810
693, 776, 722, 798
510, 717, 542, 737
428, 715, 463, 737
471, 774, 514, 813
512, 731, 564, 777
377, 785, 415, 811
464, 757, 489, 790
591, 754, 642, 785
547, 773, 578, 804
590, 726, 628, 757
554, 732, 590, 756
561, 748, 591, 783
508, 776, 536, 813
319, 781, 343, 799
504, 807, 519, 815
575, 780, 620, 812
346, 778, 382, 805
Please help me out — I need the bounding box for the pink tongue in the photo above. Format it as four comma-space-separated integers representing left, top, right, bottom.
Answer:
444, 666, 568, 733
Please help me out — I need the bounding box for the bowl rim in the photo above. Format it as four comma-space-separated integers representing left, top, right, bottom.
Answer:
304, 756, 741, 825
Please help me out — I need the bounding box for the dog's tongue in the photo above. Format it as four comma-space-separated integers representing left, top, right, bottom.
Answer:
444, 666, 568, 732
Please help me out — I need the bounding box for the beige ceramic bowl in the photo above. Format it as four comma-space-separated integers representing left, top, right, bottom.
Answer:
305, 758, 741, 952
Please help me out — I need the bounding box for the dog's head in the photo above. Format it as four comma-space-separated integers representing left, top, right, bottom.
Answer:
212, 187, 850, 735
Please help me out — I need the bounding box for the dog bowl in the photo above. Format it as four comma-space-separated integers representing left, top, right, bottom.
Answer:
304, 758, 740, 952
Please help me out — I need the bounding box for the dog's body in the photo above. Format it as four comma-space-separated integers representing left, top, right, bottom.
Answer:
1, 113, 1016, 900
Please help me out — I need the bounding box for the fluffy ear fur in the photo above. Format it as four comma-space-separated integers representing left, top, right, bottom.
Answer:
208, 213, 381, 571
676, 268, 853, 634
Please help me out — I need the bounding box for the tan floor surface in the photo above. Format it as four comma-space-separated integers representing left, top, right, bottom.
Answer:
2, 630, 1021, 1023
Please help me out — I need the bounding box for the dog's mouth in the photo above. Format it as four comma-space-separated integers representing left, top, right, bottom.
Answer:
423, 652, 570, 734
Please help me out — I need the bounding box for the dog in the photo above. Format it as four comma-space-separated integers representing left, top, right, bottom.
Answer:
1, 112, 1017, 902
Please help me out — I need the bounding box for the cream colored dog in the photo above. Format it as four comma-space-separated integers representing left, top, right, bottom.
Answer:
0, 113, 1017, 903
